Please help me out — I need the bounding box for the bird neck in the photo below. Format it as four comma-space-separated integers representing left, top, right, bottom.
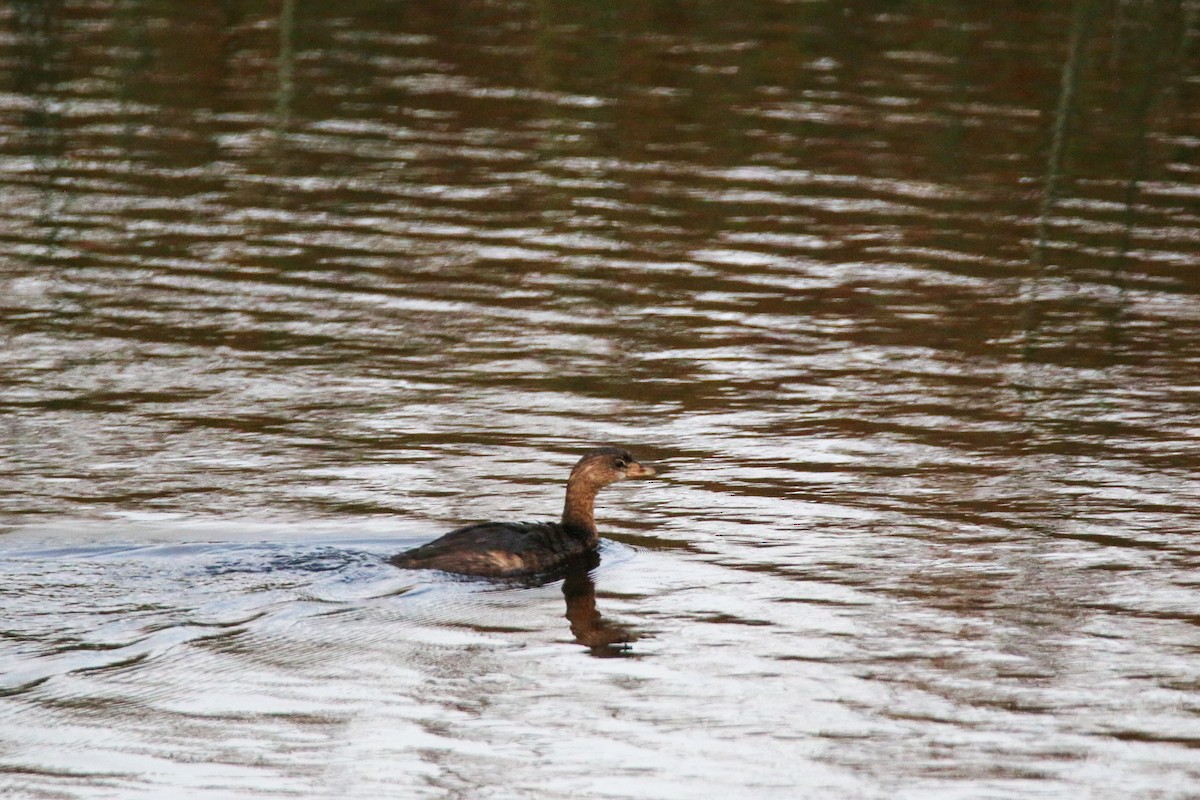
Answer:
561, 480, 599, 541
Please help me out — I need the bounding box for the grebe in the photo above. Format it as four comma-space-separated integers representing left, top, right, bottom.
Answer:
389, 447, 656, 577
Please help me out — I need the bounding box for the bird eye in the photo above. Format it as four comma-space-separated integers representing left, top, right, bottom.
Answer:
615, 459, 628, 469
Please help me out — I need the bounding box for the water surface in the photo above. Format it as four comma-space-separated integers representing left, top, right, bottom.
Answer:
3, 1, 1200, 798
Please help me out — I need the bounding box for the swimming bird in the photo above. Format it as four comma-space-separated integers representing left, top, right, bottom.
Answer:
389, 447, 656, 577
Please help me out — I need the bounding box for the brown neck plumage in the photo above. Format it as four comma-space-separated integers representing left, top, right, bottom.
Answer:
561, 478, 599, 541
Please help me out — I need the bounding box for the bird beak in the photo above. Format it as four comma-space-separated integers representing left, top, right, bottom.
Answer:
626, 461, 656, 478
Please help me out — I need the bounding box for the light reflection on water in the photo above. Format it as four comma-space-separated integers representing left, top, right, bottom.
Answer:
3, 0, 1200, 797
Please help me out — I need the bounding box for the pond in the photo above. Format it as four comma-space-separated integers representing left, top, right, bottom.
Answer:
2, 1, 1200, 797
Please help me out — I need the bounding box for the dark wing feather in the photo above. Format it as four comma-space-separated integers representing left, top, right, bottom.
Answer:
389, 521, 590, 577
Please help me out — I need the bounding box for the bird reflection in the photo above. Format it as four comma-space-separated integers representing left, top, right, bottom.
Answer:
557, 552, 640, 658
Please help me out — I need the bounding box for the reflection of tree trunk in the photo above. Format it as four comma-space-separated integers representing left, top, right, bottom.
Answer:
1105, 1, 1171, 353
560, 557, 639, 657
13, 0, 61, 100
1033, 0, 1099, 270
13, 0, 67, 264
1030, 0, 1185, 355
1112, 0, 1184, 285
276, 0, 296, 135
1023, 0, 1100, 361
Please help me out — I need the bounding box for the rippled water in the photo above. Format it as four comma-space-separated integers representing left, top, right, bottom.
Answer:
3, 1, 1200, 797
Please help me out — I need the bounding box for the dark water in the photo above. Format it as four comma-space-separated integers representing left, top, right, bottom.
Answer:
3, 1, 1200, 797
